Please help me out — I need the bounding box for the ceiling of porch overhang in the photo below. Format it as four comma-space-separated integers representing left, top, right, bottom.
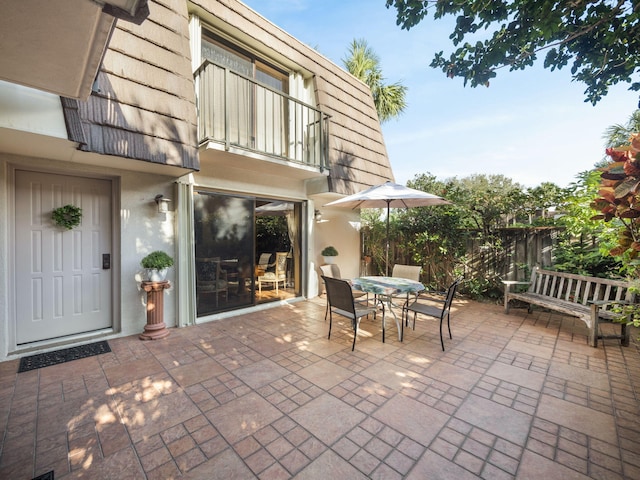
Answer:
0, 0, 148, 100
198, 142, 330, 182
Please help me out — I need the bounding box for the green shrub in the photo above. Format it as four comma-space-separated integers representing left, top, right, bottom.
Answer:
141, 251, 174, 269
321, 246, 338, 256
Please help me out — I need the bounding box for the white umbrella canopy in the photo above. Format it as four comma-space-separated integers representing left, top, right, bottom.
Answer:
255, 201, 293, 216
324, 181, 450, 275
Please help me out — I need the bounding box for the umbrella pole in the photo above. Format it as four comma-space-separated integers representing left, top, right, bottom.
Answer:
385, 201, 390, 276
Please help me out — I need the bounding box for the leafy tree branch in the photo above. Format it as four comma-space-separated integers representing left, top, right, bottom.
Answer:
385, 0, 640, 104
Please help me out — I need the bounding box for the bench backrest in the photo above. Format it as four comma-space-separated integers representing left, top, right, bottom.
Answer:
529, 267, 635, 313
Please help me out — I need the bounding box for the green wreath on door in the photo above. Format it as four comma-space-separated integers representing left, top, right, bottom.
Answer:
52, 205, 82, 230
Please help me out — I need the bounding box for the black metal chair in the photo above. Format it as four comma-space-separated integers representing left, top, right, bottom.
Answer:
401, 278, 460, 350
322, 275, 382, 351
320, 264, 367, 321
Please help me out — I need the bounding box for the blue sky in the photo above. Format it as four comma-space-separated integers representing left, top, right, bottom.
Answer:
242, 0, 639, 189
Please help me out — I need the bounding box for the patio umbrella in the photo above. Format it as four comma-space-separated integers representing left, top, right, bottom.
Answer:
255, 201, 293, 216
324, 181, 450, 275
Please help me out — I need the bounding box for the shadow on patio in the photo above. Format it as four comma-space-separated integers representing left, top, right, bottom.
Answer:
1, 297, 639, 479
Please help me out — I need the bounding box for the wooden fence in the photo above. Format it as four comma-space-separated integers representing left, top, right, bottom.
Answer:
366, 227, 562, 288
462, 227, 560, 282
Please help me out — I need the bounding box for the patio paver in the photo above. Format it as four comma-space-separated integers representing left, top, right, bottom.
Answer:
0, 298, 639, 479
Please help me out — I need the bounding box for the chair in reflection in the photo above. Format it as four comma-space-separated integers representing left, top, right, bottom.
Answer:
195, 257, 228, 308
323, 276, 382, 351
221, 259, 240, 295
256, 253, 273, 278
257, 252, 288, 294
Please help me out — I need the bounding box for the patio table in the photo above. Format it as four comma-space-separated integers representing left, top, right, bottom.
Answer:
351, 276, 425, 341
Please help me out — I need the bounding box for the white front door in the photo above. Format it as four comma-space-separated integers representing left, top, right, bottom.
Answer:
15, 170, 113, 344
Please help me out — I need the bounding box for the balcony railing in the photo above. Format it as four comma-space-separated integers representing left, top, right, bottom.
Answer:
195, 60, 330, 169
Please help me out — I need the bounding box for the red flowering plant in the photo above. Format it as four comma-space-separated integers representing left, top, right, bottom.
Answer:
591, 133, 640, 328
592, 133, 640, 262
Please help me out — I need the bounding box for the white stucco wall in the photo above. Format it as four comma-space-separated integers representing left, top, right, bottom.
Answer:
119, 174, 178, 336
314, 207, 362, 294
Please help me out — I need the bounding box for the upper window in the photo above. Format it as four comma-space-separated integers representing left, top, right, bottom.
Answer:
202, 30, 288, 94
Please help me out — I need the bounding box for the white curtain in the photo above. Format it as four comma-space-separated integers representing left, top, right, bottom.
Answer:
201, 38, 252, 147
286, 206, 300, 289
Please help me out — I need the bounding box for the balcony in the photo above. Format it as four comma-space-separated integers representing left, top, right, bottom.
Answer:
195, 60, 330, 171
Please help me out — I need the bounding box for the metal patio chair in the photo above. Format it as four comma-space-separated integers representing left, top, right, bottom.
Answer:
401, 278, 460, 351
323, 275, 382, 351
320, 264, 367, 321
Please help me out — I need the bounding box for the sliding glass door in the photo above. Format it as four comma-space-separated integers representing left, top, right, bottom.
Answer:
194, 190, 302, 317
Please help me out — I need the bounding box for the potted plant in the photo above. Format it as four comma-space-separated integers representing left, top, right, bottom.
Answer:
321, 246, 338, 264
141, 250, 174, 281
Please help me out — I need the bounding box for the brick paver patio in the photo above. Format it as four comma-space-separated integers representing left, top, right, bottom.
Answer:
1, 297, 639, 479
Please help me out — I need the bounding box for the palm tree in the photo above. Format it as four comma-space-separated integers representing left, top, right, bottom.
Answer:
603, 109, 640, 147
343, 39, 407, 123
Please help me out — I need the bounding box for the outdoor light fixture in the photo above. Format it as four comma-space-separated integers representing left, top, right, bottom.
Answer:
155, 194, 171, 213
315, 210, 329, 223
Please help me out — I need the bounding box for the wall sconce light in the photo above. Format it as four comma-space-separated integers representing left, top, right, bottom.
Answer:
315, 210, 329, 223
155, 194, 171, 213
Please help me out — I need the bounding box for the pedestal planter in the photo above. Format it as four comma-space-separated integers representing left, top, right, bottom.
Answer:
140, 281, 171, 340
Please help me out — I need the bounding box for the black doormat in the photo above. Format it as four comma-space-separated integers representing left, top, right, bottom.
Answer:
33, 471, 54, 480
18, 341, 111, 373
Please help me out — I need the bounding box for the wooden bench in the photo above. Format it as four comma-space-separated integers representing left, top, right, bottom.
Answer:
503, 267, 634, 347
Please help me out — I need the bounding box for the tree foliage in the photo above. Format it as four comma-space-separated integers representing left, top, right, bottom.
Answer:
361, 172, 571, 294
256, 216, 290, 254
343, 38, 408, 122
404, 174, 468, 284
385, 0, 640, 104
360, 165, 632, 294
441, 174, 526, 235
559, 171, 608, 237
603, 109, 640, 148
591, 133, 640, 276
552, 170, 621, 277
523, 182, 565, 224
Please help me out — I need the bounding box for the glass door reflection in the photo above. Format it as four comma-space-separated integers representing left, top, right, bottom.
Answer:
194, 192, 254, 315
194, 192, 302, 316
